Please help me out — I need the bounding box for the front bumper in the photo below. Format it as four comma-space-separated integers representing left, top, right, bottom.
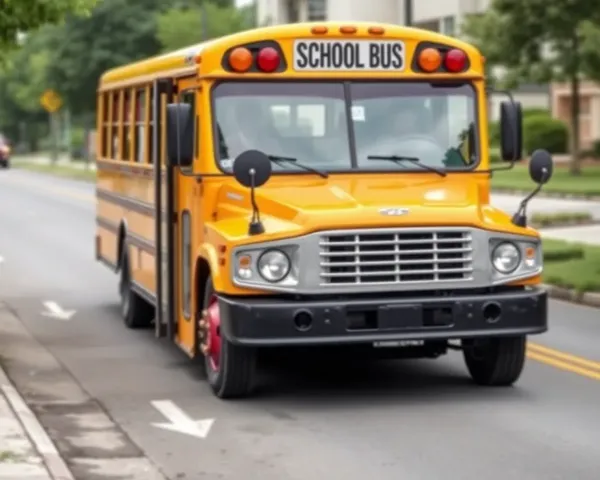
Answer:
218, 287, 547, 347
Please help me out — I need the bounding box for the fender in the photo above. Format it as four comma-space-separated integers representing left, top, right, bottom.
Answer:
195, 243, 223, 290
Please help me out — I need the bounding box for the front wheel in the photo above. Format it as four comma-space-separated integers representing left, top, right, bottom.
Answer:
200, 278, 257, 399
462, 336, 526, 386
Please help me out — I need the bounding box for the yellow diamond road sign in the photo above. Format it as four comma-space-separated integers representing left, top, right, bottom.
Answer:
40, 89, 62, 113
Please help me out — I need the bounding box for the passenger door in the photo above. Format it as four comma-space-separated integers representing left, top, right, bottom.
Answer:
173, 77, 200, 356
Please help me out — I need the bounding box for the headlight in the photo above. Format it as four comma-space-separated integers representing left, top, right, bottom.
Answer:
491, 242, 521, 273
257, 249, 290, 282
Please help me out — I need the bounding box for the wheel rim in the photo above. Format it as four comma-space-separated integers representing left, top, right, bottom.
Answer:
205, 294, 222, 372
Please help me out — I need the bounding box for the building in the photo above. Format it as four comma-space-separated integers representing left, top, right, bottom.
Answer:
551, 81, 600, 150
255, 0, 550, 121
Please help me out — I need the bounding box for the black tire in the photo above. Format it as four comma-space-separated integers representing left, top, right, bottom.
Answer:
463, 336, 526, 386
0, 160, 8, 169
119, 245, 153, 329
203, 278, 257, 399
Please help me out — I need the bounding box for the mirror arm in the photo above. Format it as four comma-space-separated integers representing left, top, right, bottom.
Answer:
247, 169, 265, 236
510, 169, 549, 227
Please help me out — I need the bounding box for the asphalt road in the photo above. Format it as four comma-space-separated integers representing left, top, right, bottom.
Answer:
0, 168, 599, 480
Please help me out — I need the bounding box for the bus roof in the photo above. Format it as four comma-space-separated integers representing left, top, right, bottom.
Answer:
99, 21, 483, 88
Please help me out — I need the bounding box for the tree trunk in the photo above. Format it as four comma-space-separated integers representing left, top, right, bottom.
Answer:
568, 73, 581, 175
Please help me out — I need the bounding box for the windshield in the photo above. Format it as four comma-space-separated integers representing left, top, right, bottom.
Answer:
212, 81, 478, 174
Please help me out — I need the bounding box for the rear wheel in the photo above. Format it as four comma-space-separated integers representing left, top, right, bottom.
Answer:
199, 278, 257, 399
462, 336, 526, 386
119, 245, 153, 329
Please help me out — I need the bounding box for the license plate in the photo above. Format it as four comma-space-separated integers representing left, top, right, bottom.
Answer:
373, 340, 425, 348
293, 39, 406, 72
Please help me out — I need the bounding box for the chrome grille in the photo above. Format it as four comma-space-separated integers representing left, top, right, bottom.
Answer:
319, 229, 474, 286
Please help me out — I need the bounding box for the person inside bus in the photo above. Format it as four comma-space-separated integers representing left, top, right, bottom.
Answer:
360, 102, 446, 168
218, 99, 284, 160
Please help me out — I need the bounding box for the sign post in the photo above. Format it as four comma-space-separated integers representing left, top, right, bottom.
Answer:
40, 89, 63, 165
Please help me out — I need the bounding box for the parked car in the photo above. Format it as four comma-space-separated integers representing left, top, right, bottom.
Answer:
0, 134, 10, 168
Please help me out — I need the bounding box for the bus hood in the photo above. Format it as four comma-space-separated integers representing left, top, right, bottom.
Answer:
216, 175, 524, 238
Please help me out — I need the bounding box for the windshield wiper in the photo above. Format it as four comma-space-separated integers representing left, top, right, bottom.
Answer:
367, 155, 447, 177
267, 154, 329, 178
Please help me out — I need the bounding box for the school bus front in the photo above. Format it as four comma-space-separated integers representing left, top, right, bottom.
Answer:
99, 22, 552, 400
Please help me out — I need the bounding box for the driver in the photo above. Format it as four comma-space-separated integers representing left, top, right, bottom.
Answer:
218, 99, 281, 159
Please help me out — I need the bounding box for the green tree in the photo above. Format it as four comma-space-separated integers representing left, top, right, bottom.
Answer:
156, 2, 249, 51
0, 0, 98, 57
44, 0, 165, 116
461, 0, 600, 175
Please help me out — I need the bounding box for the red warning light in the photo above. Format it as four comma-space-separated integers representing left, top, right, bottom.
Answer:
445, 49, 467, 72
256, 47, 280, 72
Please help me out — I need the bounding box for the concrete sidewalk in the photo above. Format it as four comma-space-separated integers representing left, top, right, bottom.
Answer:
0, 367, 73, 480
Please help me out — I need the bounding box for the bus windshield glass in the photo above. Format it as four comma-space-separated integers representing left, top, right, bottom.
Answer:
212, 81, 478, 174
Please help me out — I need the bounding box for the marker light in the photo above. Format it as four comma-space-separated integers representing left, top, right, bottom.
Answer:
256, 47, 280, 72
418, 48, 442, 72
445, 49, 467, 72
339, 25, 357, 34
228, 47, 253, 72
311, 26, 328, 34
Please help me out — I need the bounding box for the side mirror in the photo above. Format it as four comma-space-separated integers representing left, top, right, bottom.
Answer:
232, 149, 272, 188
511, 148, 553, 228
165, 103, 193, 167
232, 150, 272, 235
499, 100, 523, 161
529, 149, 553, 184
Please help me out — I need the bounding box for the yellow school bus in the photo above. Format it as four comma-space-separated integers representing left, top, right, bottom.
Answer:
95, 21, 553, 399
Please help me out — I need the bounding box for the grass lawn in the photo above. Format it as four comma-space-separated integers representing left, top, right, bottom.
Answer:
542, 238, 600, 292
12, 160, 95, 182
491, 164, 600, 196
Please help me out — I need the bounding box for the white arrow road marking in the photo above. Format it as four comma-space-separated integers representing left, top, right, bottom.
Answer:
41, 301, 76, 320
151, 400, 214, 439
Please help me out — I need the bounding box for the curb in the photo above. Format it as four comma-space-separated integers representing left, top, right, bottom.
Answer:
0, 367, 75, 480
533, 219, 600, 230
492, 188, 600, 201
543, 283, 600, 308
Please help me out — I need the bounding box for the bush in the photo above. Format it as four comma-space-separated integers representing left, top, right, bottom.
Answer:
489, 148, 501, 163
523, 114, 568, 155
543, 244, 585, 262
488, 120, 500, 147
70, 127, 86, 160
488, 109, 549, 149
523, 107, 550, 119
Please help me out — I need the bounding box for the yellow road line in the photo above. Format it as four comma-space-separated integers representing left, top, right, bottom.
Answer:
527, 351, 600, 381
528, 342, 600, 371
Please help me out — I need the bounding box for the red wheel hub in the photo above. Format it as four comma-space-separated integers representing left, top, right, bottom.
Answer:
205, 294, 222, 371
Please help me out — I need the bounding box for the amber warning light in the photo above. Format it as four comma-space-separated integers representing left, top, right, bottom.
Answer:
227, 46, 281, 73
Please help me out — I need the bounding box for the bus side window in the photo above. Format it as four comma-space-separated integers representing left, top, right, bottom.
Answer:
179, 91, 197, 167
134, 88, 146, 163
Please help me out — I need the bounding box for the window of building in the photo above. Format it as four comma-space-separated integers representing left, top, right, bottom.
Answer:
441, 16, 455, 36
414, 20, 439, 32
308, 0, 326, 21
285, 0, 300, 22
